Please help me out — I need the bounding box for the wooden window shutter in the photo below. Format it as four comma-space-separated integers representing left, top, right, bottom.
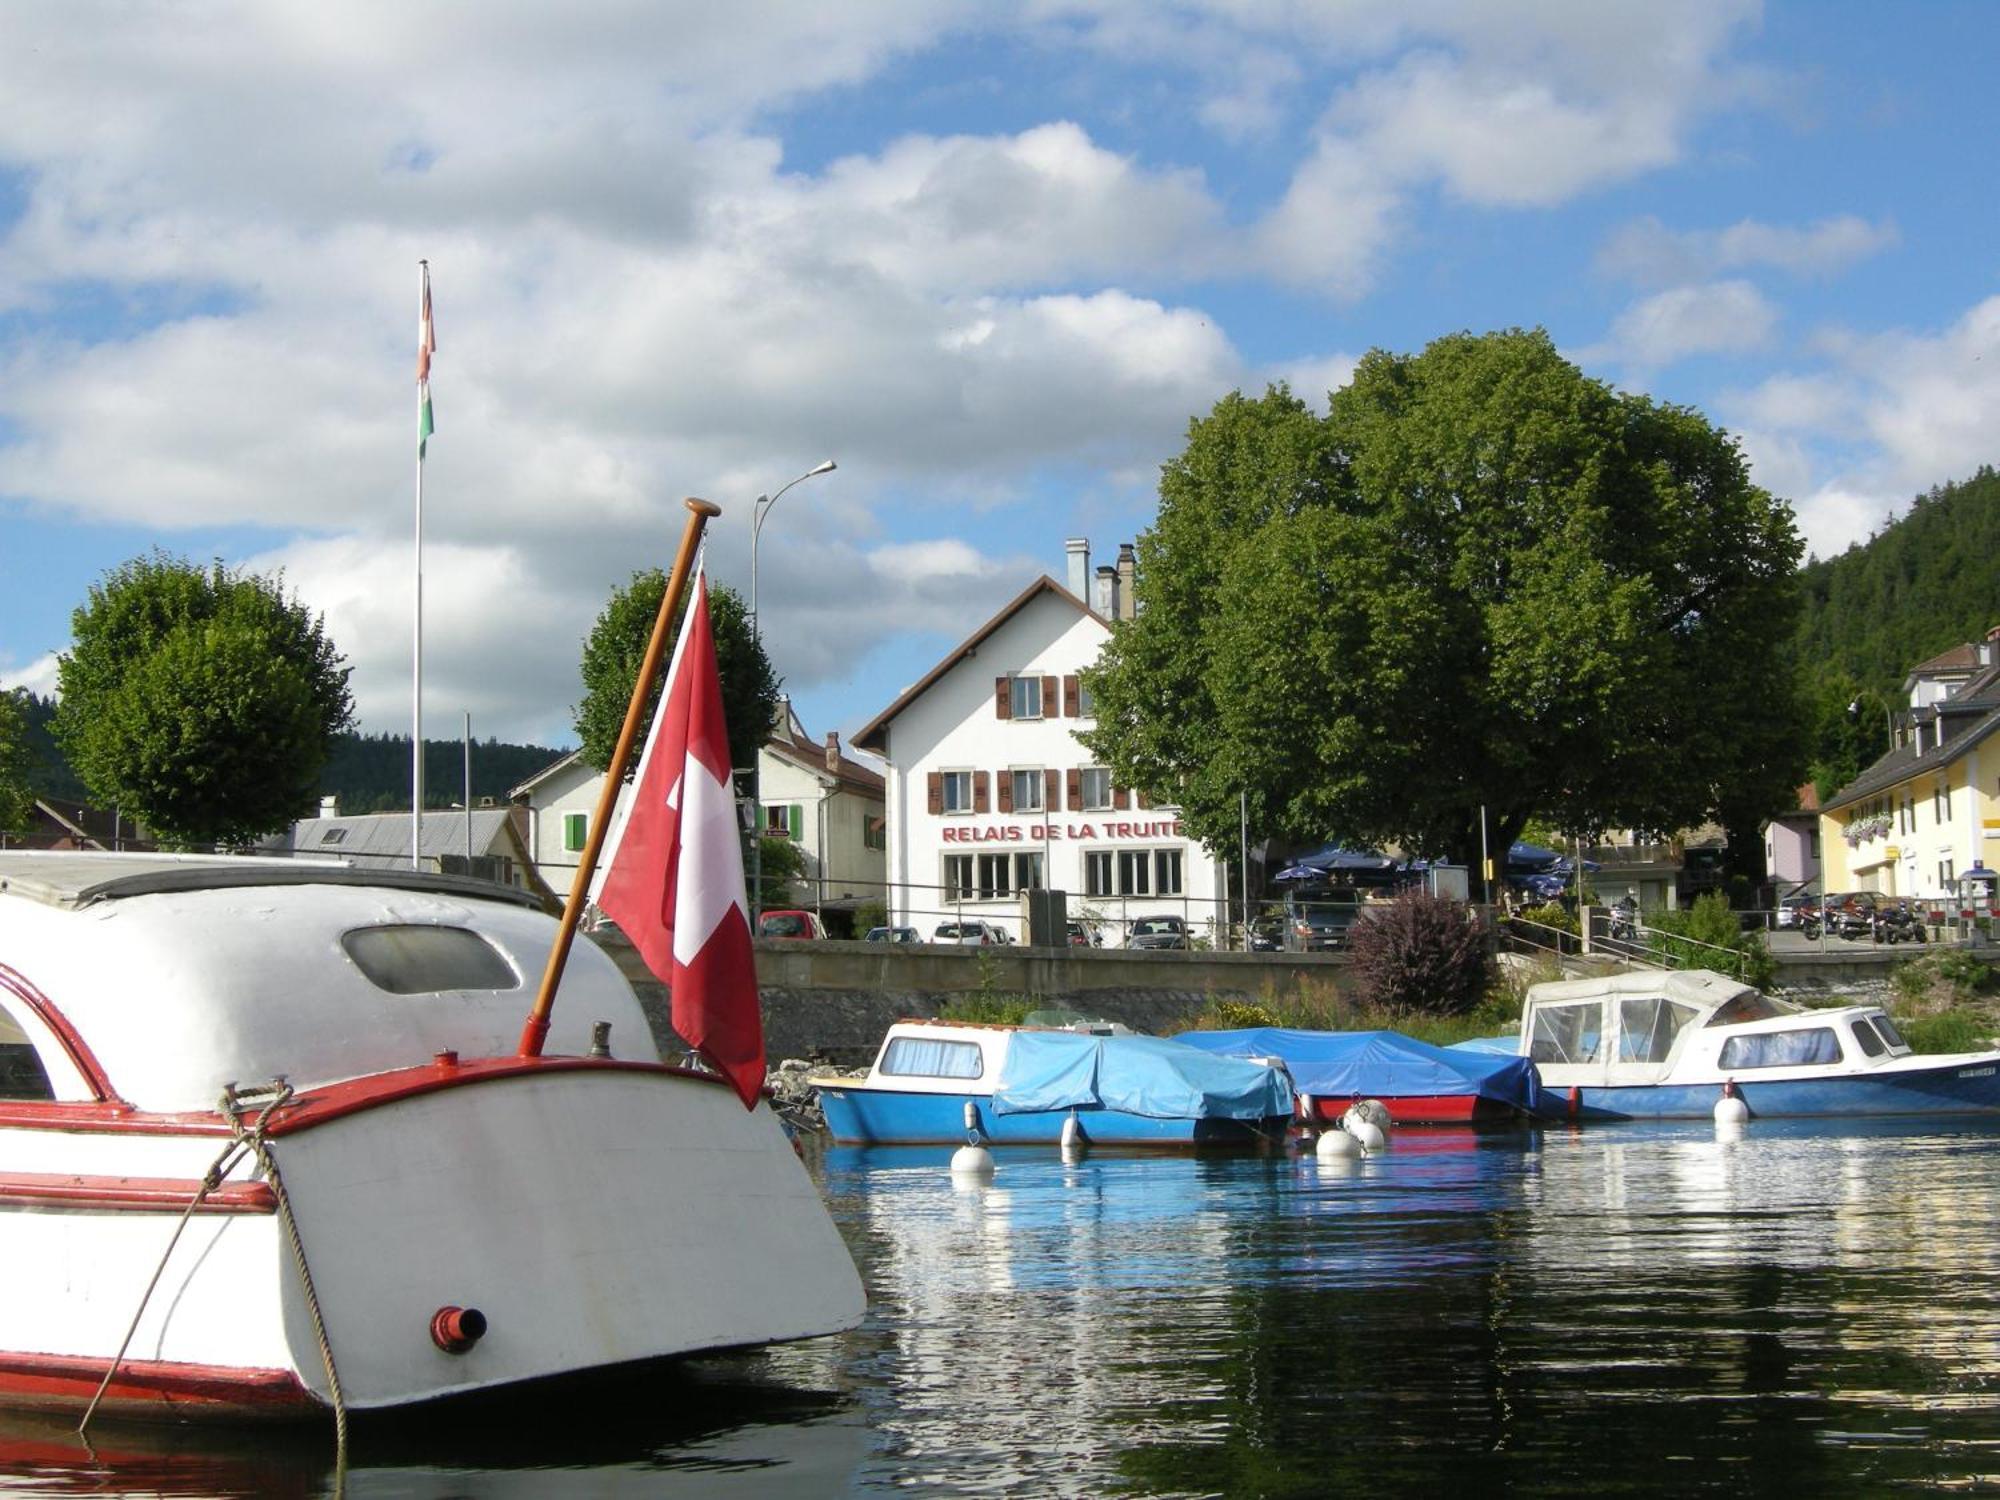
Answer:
997, 772, 1014, 813
1065, 769, 1080, 810
1136, 789, 1151, 810
1062, 675, 1080, 717
994, 677, 1012, 719
1046, 768, 1061, 812
974, 771, 990, 813
1114, 785, 1131, 810
787, 805, 804, 840
1041, 675, 1059, 715
927, 772, 943, 815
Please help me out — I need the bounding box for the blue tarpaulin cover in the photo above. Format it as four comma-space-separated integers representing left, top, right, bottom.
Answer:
992, 1031, 1293, 1120
1176, 1027, 1551, 1116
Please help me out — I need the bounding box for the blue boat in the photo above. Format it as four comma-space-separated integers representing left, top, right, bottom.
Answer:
809, 1021, 1294, 1147
1521, 968, 2000, 1120
1176, 1026, 1553, 1125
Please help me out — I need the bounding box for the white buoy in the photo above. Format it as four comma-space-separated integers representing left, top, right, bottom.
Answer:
963, 1100, 983, 1135
950, 1142, 996, 1177
1315, 1127, 1363, 1159
1713, 1081, 1749, 1126
1341, 1102, 1390, 1152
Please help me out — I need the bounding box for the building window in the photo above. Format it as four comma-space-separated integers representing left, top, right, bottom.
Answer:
1941, 859, 1955, 890
764, 804, 802, 839
1809, 829, 1820, 859
563, 813, 587, 852
1008, 676, 1043, 719
1084, 850, 1113, 897
943, 854, 974, 900
320, 827, 348, 845
1154, 849, 1183, 896
1935, 780, 1951, 821
1079, 767, 1113, 811
1077, 679, 1096, 718
941, 770, 973, 814
977, 852, 1012, 899
1011, 769, 1044, 812
864, 816, 886, 852
1117, 849, 1152, 896
1014, 851, 1045, 891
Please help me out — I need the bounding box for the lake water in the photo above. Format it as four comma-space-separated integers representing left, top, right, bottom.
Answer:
6, 1118, 2000, 1496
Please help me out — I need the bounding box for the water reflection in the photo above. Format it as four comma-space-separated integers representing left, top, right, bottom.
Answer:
11, 1120, 2000, 1496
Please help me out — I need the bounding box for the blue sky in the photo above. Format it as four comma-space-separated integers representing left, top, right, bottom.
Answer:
3, 2, 1997, 756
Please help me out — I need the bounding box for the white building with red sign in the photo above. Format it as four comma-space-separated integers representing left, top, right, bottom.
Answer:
853, 540, 1227, 946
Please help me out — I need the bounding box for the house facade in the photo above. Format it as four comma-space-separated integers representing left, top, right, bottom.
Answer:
509, 712, 887, 930
854, 542, 1228, 946
1819, 628, 2000, 899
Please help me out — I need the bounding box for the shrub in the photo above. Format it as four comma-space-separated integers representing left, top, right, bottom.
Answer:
1645, 893, 1776, 989
1517, 901, 1577, 935
1896, 1009, 1995, 1054
936, 993, 1035, 1025
853, 899, 888, 933
1346, 890, 1494, 1017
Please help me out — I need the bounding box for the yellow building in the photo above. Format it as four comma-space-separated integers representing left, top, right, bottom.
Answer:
1818, 629, 2000, 899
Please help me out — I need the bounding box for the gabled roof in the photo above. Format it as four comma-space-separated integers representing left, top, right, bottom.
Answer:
853, 575, 1106, 753
1909, 643, 1981, 676
765, 731, 885, 798
509, 749, 587, 800
1823, 701, 2000, 812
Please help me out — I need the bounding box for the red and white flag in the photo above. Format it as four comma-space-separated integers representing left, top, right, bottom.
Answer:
598, 573, 765, 1108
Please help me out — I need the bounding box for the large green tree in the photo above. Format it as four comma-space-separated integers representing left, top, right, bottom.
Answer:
0, 689, 35, 835
1081, 329, 1808, 876
53, 554, 354, 846
574, 574, 779, 780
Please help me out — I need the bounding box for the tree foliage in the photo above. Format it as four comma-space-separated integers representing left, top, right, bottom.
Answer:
53, 555, 354, 846
575, 574, 779, 780
0, 690, 34, 834
1080, 330, 1807, 872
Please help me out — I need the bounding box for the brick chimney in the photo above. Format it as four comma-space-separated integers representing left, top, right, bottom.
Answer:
1115, 543, 1136, 620
825, 731, 841, 773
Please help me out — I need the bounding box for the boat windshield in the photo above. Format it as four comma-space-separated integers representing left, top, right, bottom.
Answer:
1704, 991, 1796, 1027
1617, 998, 1701, 1064
879, 1036, 985, 1080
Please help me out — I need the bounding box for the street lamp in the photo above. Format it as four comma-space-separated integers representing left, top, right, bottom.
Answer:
749, 459, 836, 926
1848, 697, 1894, 753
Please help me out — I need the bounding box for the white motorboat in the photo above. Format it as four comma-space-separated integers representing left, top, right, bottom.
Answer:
0, 851, 864, 1421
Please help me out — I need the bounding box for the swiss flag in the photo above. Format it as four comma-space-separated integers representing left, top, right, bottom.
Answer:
598, 574, 766, 1108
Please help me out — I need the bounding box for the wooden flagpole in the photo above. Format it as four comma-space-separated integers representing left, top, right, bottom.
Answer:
518, 496, 721, 1057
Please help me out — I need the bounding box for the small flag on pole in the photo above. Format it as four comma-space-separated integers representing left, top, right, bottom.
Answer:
417, 262, 436, 457
598, 573, 766, 1109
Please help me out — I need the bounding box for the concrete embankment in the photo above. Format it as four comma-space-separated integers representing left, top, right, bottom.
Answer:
601, 935, 1355, 1066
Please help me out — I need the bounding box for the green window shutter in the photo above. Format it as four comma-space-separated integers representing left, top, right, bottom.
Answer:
788, 805, 804, 840
563, 812, 586, 852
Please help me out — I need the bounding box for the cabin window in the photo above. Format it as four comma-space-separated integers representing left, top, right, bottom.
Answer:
0, 1011, 53, 1102
1705, 992, 1793, 1027
341, 925, 519, 995
1850, 1020, 1886, 1058
1616, 998, 1700, 1064
1867, 1014, 1907, 1051
1717, 1027, 1842, 1070
1528, 1002, 1606, 1065
879, 1037, 985, 1080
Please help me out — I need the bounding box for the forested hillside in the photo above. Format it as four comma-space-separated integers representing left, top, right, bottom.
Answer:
1792, 466, 2000, 799
18, 698, 566, 817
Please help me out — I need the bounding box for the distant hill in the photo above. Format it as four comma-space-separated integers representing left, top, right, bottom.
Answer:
1793, 465, 2000, 694
1791, 465, 2000, 800
17, 702, 568, 817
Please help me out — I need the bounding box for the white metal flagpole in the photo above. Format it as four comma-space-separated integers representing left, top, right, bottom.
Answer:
413, 261, 436, 869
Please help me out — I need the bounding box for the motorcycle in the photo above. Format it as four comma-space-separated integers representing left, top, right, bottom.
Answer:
1874, 901, 1927, 944
1608, 901, 1639, 942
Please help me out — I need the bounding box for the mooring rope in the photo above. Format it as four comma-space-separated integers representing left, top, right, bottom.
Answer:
78, 1080, 350, 1477
220, 1082, 350, 1468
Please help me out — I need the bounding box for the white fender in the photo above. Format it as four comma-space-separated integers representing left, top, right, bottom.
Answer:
950, 1143, 996, 1177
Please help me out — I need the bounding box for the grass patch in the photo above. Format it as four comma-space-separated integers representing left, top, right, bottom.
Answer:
1173, 972, 1518, 1048
935, 993, 1036, 1026
1895, 1009, 1995, 1055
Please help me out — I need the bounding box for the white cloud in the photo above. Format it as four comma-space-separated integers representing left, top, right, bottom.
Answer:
1598, 214, 1900, 286
1596, 280, 1779, 368
0, 654, 61, 700
1263, 353, 1360, 411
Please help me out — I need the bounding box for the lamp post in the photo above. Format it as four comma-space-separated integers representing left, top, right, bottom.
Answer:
1848, 696, 1894, 753
749, 459, 836, 927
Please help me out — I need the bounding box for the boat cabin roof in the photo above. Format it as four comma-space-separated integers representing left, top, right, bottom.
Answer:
0, 853, 650, 1113
1524, 968, 1789, 1021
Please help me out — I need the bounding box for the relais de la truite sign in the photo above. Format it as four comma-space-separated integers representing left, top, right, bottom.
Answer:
940, 819, 1185, 844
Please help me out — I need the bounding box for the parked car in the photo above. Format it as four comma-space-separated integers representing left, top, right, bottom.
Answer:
1066, 920, 1102, 948
757, 909, 824, 940
865, 926, 920, 944
1774, 894, 1816, 930
1248, 915, 1285, 952
1127, 915, 1190, 951
933, 919, 1010, 945
1291, 892, 1365, 951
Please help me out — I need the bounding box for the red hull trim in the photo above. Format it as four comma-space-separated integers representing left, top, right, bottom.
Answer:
1304, 1093, 1514, 1126
0, 1172, 275, 1214
0, 1351, 316, 1418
